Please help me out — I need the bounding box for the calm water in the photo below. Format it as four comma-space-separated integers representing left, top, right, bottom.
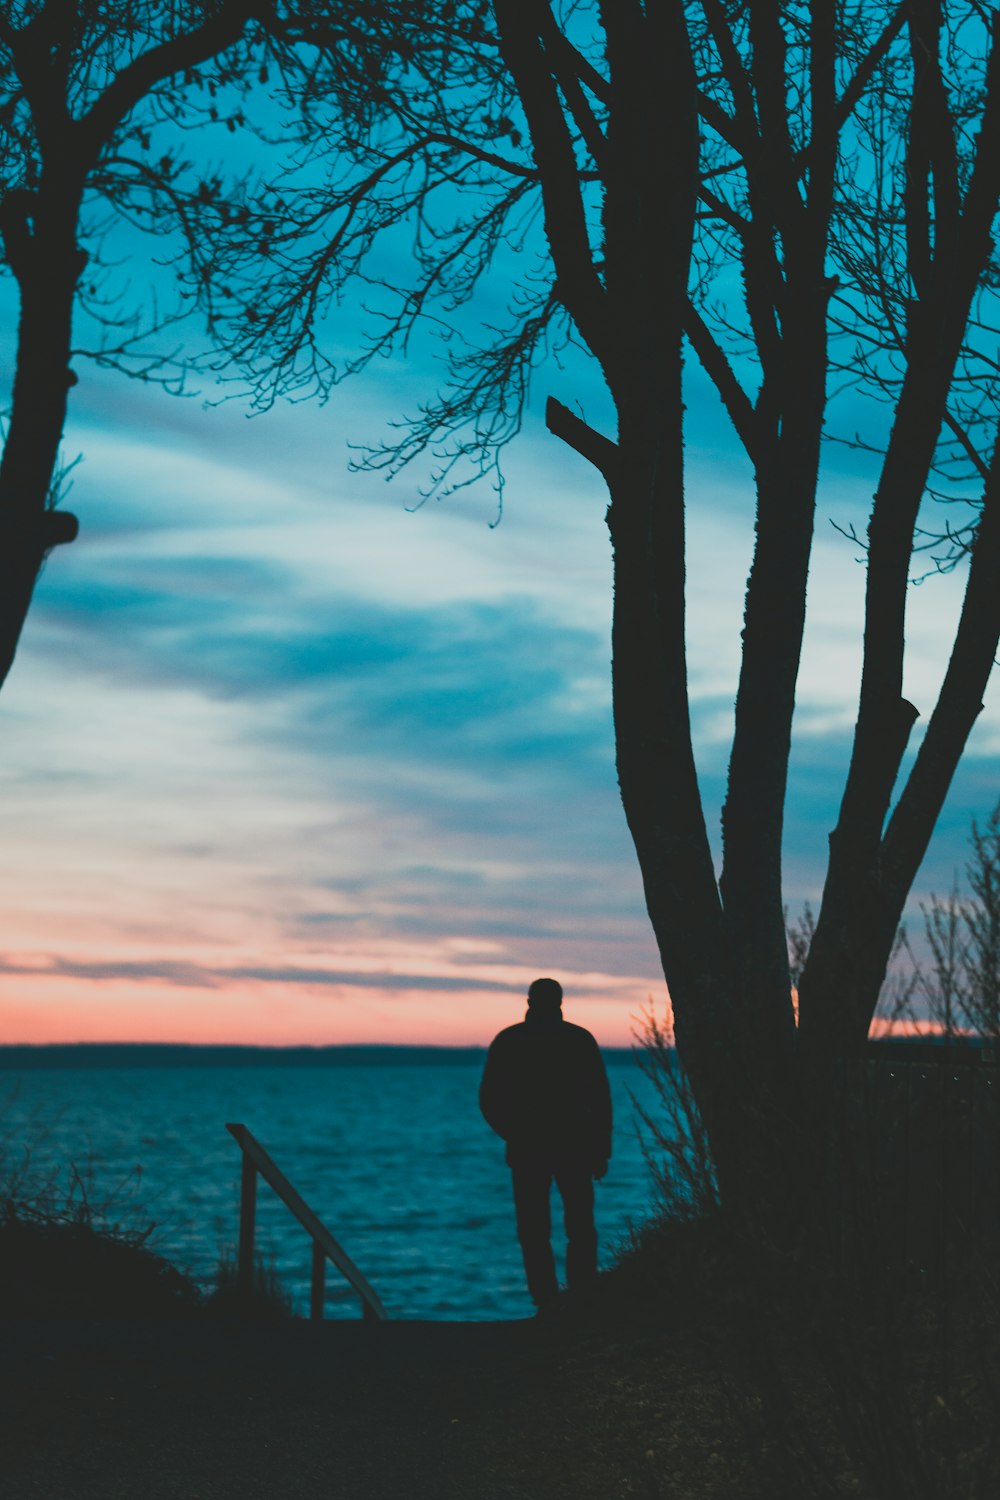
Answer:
0, 1055, 664, 1321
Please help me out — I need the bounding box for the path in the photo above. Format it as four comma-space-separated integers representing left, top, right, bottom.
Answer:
1, 1317, 555, 1500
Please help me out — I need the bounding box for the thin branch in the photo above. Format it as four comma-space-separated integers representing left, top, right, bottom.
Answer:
421, 131, 541, 180
539, 18, 610, 106
494, 1, 610, 364
943, 408, 992, 484
832, 2, 908, 137
78, 1, 253, 163
540, 9, 606, 166
697, 183, 751, 237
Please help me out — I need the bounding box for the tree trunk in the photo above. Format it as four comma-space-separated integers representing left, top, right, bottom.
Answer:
607, 407, 806, 1225
0, 181, 84, 689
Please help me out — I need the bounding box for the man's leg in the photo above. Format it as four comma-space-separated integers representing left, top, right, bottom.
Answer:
511, 1162, 559, 1307
555, 1162, 598, 1290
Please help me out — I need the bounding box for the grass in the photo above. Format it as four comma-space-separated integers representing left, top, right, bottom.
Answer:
0, 1110, 292, 1322
0, 1193, 295, 1322
205, 1245, 297, 1320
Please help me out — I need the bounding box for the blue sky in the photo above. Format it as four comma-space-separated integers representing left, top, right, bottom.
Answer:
0, 70, 996, 1047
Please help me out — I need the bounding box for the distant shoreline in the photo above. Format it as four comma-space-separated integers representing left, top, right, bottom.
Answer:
0, 1041, 638, 1069
0, 1035, 984, 1070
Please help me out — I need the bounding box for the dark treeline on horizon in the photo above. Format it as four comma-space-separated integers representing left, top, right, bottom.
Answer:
0, 1038, 985, 1071
0, 1041, 632, 1069
0, 1042, 496, 1069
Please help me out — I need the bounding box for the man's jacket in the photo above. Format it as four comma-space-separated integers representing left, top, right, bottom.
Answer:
479, 1011, 612, 1168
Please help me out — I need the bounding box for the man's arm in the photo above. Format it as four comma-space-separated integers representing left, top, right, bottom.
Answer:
479, 1037, 511, 1142
589, 1035, 613, 1173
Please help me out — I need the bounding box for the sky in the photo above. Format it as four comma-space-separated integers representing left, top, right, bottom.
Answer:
0, 57, 996, 1051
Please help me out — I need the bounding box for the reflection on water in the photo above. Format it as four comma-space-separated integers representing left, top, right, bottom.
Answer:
0, 1058, 662, 1321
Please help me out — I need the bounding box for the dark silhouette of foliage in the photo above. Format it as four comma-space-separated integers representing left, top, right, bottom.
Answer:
0, 1198, 200, 1317
0, 1137, 199, 1317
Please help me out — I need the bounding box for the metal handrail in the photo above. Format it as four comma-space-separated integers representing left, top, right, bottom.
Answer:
226, 1123, 387, 1321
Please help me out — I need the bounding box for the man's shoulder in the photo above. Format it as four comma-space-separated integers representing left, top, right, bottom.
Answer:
492, 1019, 600, 1045
486, 1019, 602, 1052
561, 1021, 601, 1047
487, 1022, 528, 1049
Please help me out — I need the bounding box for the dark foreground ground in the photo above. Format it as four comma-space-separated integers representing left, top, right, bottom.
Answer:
0, 1313, 745, 1500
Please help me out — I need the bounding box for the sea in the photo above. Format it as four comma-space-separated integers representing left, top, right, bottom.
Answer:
0, 1046, 666, 1322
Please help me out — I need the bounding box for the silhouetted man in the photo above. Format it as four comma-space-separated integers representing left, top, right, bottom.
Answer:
480, 977, 612, 1309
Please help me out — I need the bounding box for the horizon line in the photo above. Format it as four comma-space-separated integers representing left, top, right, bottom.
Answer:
0, 1039, 638, 1069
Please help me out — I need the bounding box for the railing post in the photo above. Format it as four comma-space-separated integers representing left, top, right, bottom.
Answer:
238, 1145, 257, 1299
226, 1123, 388, 1320
310, 1240, 325, 1321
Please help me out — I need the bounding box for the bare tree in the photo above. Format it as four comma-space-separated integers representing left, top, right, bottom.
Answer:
200, 1, 1000, 1210
0, 1, 276, 690
0, 0, 447, 696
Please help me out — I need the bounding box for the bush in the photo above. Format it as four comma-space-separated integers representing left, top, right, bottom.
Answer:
0, 1197, 200, 1319
0, 1099, 306, 1324
630, 1000, 719, 1223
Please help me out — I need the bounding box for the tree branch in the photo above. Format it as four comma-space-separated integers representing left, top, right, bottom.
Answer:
540, 10, 606, 166
696, 184, 750, 236
420, 131, 540, 179
79, 1, 254, 163
545, 396, 619, 482
684, 300, 759, 459
494, 1, 610, 365
833, 1, 908, 136
699, 0, 759, 145
696, 87, 744, 154
539, 20, 610, 106
863, 425, 1000, 1035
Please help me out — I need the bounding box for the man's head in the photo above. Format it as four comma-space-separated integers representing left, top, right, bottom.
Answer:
527, 976, 563, 1014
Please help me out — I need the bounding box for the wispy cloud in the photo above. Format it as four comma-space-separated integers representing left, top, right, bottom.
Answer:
0, 951, 526, 994
0, 341, 993, 1046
